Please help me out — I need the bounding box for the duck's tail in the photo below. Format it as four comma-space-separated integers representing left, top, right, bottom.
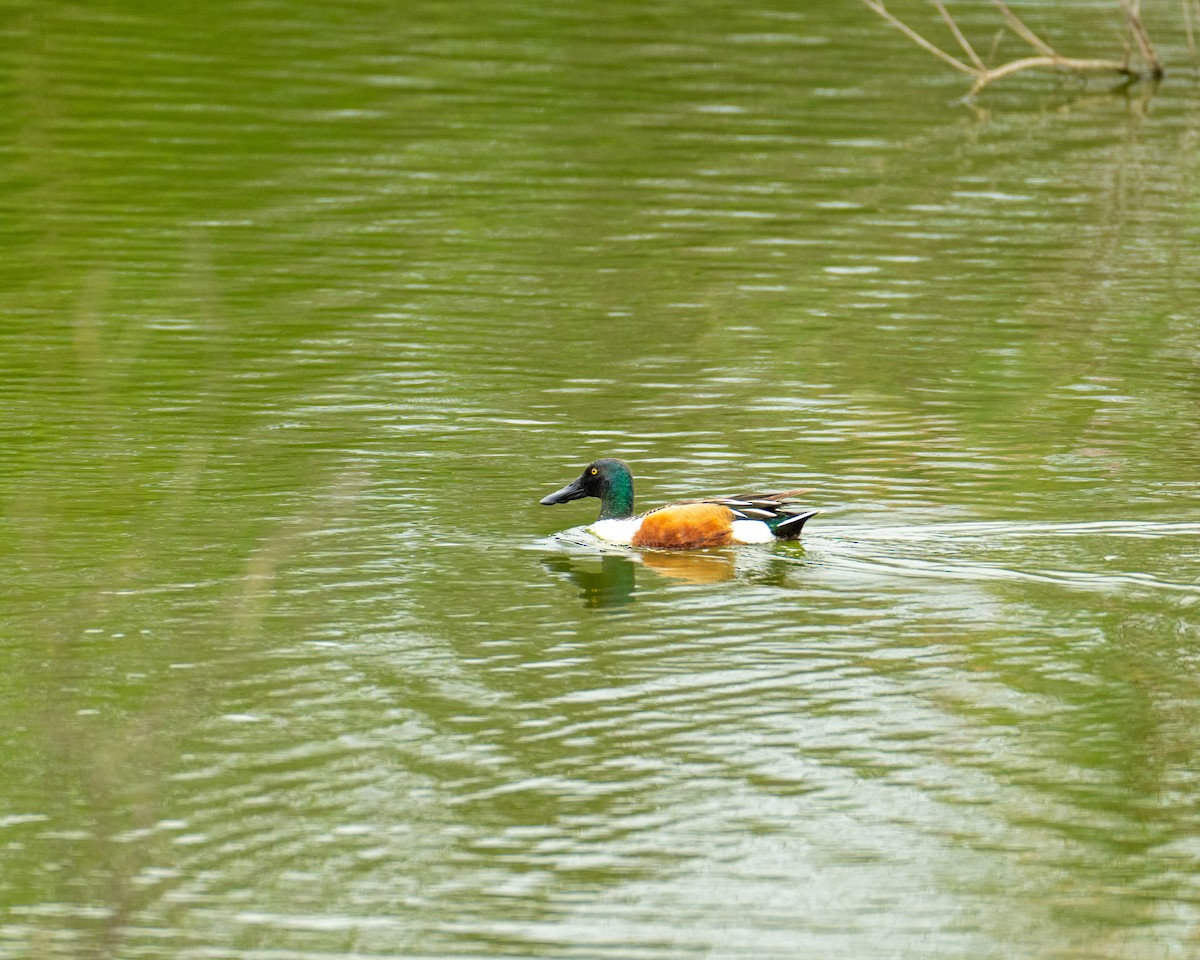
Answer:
714, 490, 818, 541
768, 508, 819, 540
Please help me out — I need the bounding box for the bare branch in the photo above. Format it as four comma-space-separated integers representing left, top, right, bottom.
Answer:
934, 0, 987, 70
987, 28, 1005, 64
1183, 0, 1197, 63
1121, 0, 1164, 76
991, 0, 1058, 58
862, 0, 976, 75
1117, 29, 1133, 70
1194, 0, 1200, 61
863, 0, 1156, 100
967, 54, 1135, 98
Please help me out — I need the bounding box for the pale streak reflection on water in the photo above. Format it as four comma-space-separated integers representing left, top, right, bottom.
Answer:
3, 0, 1200, 958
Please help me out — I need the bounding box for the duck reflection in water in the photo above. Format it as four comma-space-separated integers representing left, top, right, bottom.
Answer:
542, 548, 748, 608
640, 549, 738, 584
541, 552, 642, 608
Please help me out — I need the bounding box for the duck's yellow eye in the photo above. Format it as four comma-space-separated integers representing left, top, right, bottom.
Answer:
590, 468, 598, 475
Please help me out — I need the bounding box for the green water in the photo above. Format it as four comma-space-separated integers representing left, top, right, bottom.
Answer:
3, 1, 1200, 958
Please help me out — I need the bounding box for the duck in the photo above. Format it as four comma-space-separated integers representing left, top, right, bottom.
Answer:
540, 458, 818, 549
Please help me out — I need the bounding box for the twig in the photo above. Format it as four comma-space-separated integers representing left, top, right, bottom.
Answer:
1184, 0, 1197, 63
1194, 0, 1200, 61
987, 28, 1005, 64
934, 0, 986, 70
966, 54, 1132, 98
863, 0, 1154, 100
862, 0, 976, 76
1121, 0, 1165, 76
991, 0, 1058, 58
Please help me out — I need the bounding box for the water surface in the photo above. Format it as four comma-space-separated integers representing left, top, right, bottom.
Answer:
2, 1, 1200, 958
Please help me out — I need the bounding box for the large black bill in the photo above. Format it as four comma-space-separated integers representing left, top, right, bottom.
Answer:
540, 476, 587, 505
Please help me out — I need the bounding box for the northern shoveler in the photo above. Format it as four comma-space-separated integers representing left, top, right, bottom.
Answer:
540, 458, 818, 549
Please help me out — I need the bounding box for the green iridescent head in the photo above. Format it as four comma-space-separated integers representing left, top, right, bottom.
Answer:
539, 458, 635, 520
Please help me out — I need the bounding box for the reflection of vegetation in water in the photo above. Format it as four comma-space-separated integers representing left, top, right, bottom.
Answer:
1, 461, 372, 960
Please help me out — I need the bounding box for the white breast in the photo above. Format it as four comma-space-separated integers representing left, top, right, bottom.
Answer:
588, 518, 643, 545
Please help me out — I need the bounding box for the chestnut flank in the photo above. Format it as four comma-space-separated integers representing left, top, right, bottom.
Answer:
630, 503, 736, 550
